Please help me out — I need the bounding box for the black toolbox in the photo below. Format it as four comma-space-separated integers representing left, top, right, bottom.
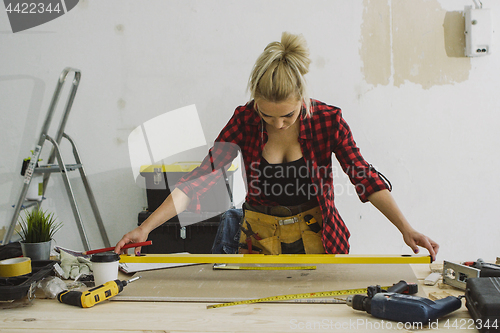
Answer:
138, 162, 236, 254
465, 277, 500, 332
138, 211, 220, 254
140, 162, 236, 212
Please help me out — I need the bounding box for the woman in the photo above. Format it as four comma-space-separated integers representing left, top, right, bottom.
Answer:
115, 32, 439, 260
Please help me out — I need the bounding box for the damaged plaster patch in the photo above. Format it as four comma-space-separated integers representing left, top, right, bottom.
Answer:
392, 0, 471, 88
361, 0, 471, 89
360, 0, 391, 86
443, 11, 468, 58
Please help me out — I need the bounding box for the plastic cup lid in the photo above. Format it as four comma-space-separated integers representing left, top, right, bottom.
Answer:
90, 251, 120, 263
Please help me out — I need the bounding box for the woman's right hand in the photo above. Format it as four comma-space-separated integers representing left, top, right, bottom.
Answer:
114, 189, 191, 255
114, 226, 149, 255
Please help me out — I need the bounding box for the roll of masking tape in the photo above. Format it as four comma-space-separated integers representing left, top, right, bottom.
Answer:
0, 257, 32, 278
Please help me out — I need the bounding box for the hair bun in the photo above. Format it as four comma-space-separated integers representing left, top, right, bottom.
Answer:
279, 32, 310, 75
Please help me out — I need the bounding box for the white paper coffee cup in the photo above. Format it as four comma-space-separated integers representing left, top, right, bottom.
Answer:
91, 252, 120, 286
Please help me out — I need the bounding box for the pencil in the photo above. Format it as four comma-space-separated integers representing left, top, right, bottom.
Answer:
83, 241, 152, 255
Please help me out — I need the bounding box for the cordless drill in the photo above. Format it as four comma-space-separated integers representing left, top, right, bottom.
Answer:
346, 280, 462, 323
57, 276, 140, 308
346, 280, 418, 314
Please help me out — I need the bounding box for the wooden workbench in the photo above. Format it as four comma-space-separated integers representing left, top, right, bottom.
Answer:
0, 264, 472, 332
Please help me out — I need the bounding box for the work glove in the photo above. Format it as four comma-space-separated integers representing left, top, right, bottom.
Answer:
59, 250, 92, 280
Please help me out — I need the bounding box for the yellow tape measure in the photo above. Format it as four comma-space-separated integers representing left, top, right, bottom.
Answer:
207, 286, 392, 309
213, 264, 317, 271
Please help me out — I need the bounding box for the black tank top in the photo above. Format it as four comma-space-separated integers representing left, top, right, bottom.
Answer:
259, 157, 314, 206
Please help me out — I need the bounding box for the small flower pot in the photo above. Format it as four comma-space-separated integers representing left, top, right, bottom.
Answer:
20, 240, 51, 261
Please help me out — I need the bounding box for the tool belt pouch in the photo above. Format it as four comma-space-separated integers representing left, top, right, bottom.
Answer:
238, 207, 325, 255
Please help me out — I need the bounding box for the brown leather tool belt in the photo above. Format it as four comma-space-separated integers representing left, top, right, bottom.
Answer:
244, 199, 319, 217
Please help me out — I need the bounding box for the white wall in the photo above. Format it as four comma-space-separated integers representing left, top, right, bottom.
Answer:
1, 0, 498, 262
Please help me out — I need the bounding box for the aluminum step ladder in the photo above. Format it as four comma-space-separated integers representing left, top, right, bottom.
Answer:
2, 67, 111, 250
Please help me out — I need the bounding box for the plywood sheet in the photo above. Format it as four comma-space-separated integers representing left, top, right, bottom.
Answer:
114, 263, 424, 302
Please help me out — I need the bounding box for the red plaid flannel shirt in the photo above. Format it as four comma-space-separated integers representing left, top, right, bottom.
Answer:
176, 100, 391, 254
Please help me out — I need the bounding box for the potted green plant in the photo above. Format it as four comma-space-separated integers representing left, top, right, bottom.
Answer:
17, 206, 62, 260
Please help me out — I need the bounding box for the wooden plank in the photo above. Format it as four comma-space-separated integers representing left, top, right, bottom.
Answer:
0, 263, 472, 333
0, 298, 472, 333
114, 263, 426, 302
119, 253, 431, 264
0, 297, 469, 333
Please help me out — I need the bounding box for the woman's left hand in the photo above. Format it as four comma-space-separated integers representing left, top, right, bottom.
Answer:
402, 228, 439, 262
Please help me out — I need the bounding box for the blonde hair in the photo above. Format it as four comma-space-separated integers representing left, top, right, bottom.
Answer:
248, 32, 312, 116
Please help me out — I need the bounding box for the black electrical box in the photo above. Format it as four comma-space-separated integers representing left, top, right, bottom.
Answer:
465, 277, 500, 332
137, 211, 220, 254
